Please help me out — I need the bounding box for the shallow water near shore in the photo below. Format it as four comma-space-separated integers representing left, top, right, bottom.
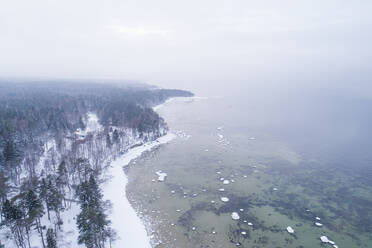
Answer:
126, 96, 372, 248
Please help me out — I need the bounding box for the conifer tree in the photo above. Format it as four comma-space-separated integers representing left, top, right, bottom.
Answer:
40, 176, 63, 221
106, 133, 112, 148
112, 130, 120, 144
24, 189, 46, 248
46, 228, 57, 248
76, 175, 111, 248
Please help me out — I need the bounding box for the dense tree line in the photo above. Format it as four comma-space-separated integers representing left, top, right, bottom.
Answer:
0, 80, 193, 248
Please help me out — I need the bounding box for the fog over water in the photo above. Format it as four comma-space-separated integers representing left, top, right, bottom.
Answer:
1, 1, 372, 171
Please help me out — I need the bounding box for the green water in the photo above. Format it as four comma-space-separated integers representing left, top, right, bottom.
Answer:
126, 97, 372, 248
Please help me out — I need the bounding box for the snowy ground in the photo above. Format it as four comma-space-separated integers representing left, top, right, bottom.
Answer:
1, 103, 178, 248
102, 133, 176, 248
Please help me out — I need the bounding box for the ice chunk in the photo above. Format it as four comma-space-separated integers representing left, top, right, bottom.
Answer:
286, 226, 294, 234
231, 212, 240, 220
156, 171, 167, 182
320, 236, 330, 243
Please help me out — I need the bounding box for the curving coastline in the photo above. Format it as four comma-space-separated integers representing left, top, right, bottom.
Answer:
101, 103, 177, 248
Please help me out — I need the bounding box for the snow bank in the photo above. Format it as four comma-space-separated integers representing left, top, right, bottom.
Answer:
102, 133, 176, 248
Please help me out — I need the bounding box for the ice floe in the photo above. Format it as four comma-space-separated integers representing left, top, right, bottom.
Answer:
220, 197, 229, 202
286, 226, 294, 234
320, 236, 330, 243
231, 212, 240, 220
315, 222, 323, 227
223, 179, 230, 185
156, 171, 167, 182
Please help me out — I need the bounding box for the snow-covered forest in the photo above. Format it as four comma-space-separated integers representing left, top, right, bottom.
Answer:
0, 81, 193, 248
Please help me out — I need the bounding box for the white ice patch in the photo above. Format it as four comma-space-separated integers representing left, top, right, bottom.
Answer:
231, 212, 240, 220
286, 226, 294, 234
320, 236, 330, 243
156, 171, 167, 182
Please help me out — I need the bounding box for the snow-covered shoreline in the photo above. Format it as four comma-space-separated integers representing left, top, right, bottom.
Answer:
102, 133, 176, 248
101, 98, 179, 248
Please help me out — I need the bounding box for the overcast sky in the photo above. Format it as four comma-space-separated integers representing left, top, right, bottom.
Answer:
1, 0, 371, 94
